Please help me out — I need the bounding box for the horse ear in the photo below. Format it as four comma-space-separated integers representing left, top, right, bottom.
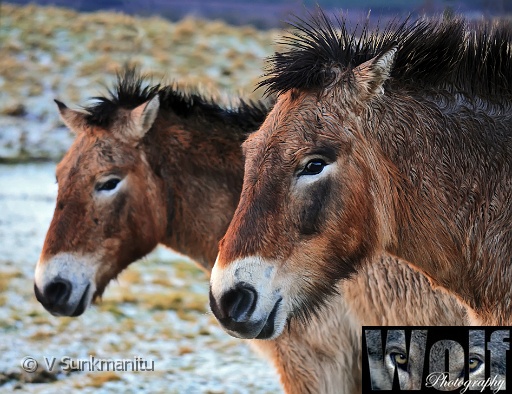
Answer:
55, 100, 88, 134
353, 46, 397, 99
128, 95, 160, 142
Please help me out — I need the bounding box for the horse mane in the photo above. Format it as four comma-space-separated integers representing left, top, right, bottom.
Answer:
83, 67, 270, 132
259, 11, 512, 101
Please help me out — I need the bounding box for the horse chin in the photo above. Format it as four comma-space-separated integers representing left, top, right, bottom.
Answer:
255, 297, 284, 339
69, 283, 91, 316
218, 297, 285, 340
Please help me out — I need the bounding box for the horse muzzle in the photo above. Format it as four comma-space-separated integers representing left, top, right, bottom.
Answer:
34, 280, 91, 316
209, 283, 283, 339
34, 252, 97, 316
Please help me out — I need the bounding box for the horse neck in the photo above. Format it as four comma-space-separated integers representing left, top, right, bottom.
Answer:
144, 113, 245, 270
258, 286, 361, 394
369, 92, 512, 318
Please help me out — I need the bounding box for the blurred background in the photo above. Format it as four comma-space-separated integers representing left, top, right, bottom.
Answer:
0, 1, 510, 393
5, 0, 512, 28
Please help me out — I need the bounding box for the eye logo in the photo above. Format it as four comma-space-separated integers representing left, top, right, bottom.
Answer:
363, 327, 508, 392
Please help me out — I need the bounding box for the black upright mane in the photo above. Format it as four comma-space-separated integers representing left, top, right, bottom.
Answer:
259, 11, 512, 100
83, 67, 270, 132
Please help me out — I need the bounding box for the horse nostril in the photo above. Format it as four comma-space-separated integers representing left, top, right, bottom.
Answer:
44, 278, 72, 306
220, 284, 258, 322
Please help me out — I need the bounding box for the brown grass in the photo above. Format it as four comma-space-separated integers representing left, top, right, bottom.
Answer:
0, 2, 276, 116
178, 346, 194, 355
142, 292, 207, 313
86, 372, 122, 388
0, 270, 23, 290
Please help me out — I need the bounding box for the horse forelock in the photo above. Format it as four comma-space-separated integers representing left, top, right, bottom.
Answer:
259, 10, 512, 102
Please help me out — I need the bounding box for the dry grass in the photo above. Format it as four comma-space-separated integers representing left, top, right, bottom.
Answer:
29, 330, 54, 340
172, 260, 208, 280
117, 269, 142, 285
151, 274, 172, 287
172, 17, 199, 41
0, 270, 23, 290
140, 292, 207, 313
86, 371, 122, 388
178, 346, 194, 355
99, 256, 209, 320
0, 3, 277, 115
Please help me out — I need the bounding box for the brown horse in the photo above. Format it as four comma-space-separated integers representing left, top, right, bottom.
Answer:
34, 69, 466, 394
34, 68, 267, 316
209, 14, 512, 336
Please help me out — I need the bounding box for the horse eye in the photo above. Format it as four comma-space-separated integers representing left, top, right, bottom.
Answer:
390, 352, 408, 370
96, 178, 121, 192
468, 357, 482, 372
300, 159, 326, 176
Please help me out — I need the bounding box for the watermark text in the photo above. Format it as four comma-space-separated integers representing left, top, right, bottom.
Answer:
21, 355, 155, 373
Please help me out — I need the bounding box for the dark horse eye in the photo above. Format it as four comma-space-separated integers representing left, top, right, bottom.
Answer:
96, 178, 121, 192
300, 159, 326, 176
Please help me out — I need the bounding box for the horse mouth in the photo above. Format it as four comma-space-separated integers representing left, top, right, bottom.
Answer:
70, 283, 90, 317
255, 298, 282, 339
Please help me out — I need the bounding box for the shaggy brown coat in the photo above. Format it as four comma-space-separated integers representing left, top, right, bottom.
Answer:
211, 15, 512, 327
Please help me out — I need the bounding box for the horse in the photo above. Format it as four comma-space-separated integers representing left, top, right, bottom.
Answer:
33, 68, 266, 315
209, 13, 512, 338
33, 69, 466, 394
